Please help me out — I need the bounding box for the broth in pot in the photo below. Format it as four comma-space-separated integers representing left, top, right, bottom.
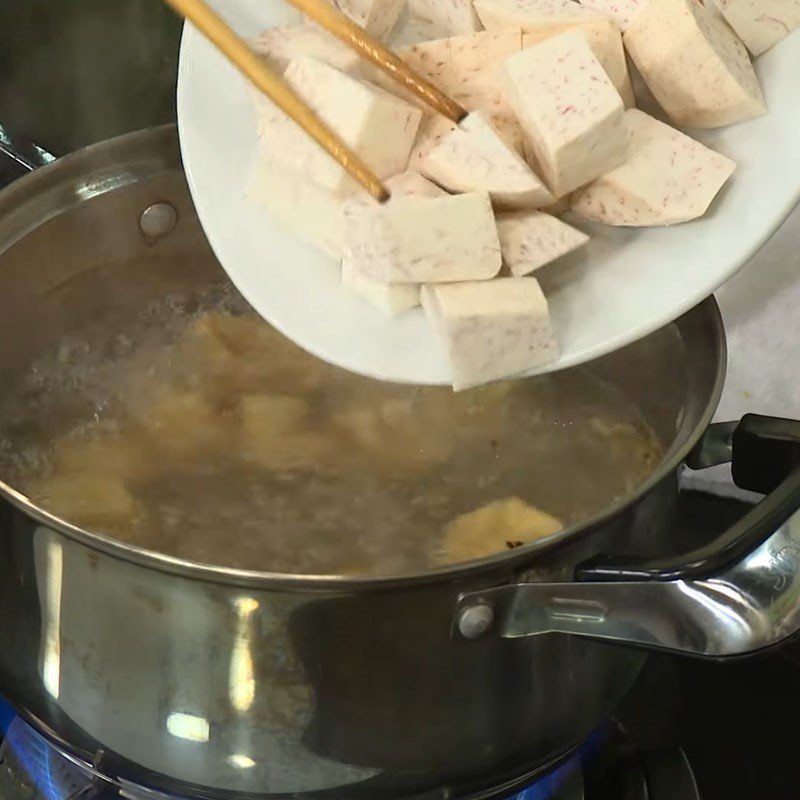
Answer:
0, 288, 661, 576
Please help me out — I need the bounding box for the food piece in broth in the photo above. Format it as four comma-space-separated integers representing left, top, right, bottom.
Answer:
440, 496, 562, 562
239, 394, 339, 471
503, 32, 628, 197
240, 394, 310, 441
258, 57, 421, 196
52, 428, 149, 483
422, 110, 554, 209
714, 0, 800, 56
342, 191, 502, 283
422, 277, 558, 390
333, 396, 453, 472
623, 0, 766, 128
136, 390, 233, 459
571, 109, 736, 226
27, 474, 138, 532
28, 427, 146, 534
196, 312, 333, 394
181, 313, 329, 397
497, 211, 589, 275
3, 308, 665, 576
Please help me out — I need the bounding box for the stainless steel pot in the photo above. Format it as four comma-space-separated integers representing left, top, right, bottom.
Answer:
0, 126, 799, 800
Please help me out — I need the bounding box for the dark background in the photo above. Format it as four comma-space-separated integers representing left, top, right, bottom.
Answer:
0, 1, 182, 155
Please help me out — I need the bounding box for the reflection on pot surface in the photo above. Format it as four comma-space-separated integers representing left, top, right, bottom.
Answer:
1, 292, 661, 576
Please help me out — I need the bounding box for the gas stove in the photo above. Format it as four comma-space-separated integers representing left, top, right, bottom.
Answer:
6, 630, 800, 800
0, 494, 796, 800
0, 704, 700, 800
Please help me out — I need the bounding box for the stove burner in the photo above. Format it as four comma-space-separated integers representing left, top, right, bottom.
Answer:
0, 704, 699, 800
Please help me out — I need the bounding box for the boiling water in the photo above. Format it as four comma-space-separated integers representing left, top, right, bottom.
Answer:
0, 288, 662, 576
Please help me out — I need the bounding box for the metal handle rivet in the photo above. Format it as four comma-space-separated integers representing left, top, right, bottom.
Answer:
140, 202, 178, 238
458, 602, 494, 639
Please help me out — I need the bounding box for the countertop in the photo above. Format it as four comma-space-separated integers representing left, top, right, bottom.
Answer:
687, 201, 800, 494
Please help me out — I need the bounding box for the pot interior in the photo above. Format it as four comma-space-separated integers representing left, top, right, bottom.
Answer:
0, 133, 724, 578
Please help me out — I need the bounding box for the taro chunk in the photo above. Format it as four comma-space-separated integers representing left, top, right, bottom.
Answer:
405, 0, 482, 39
247, 150, 344, 258
474, 0, 637, 106
250, 25, 362, 74
571, 109, 736, 226
577, 0, 648, 30
260, 57, 421, 196
341, 263, 422, 315
447, 30, 524, 113
422, 277, 558, 390
497, 211, 589, 275
407, 113, 459, 171
341, 172, 444, 314
475, 0, 604, 30
503, 31, 628, 197
623, 0, 766, 128
521, 20, 634, 107
715, 0, 800, 56
374, 32, 523, 116
422, 110, 553, 209
368, 38, 453, 108
322, 0, 406, 39
343, 191, 502, 283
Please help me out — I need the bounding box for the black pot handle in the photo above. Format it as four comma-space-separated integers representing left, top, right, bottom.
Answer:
453, 414, 800, 657
575, 414, 800, 582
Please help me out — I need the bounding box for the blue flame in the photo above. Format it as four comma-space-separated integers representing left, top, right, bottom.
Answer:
0, 699, 15, 735
4, 719, 63, 800
510, 757, 581, 799
507, 728, 606, 800
0, 697, 89, 800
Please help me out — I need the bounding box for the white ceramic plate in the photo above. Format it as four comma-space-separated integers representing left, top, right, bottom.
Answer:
177, 3, 800, 385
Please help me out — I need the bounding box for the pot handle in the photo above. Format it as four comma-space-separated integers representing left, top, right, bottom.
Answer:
453, 414, 800, 657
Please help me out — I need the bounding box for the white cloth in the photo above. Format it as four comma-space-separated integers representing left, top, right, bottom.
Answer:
684, 202, 800, 495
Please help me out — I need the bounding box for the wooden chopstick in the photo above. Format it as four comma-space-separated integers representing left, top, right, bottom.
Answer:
284, 0, 467, 123
164, 0, 390, 202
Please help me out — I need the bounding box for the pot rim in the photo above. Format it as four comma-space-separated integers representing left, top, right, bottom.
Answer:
0, 125, 728, 592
